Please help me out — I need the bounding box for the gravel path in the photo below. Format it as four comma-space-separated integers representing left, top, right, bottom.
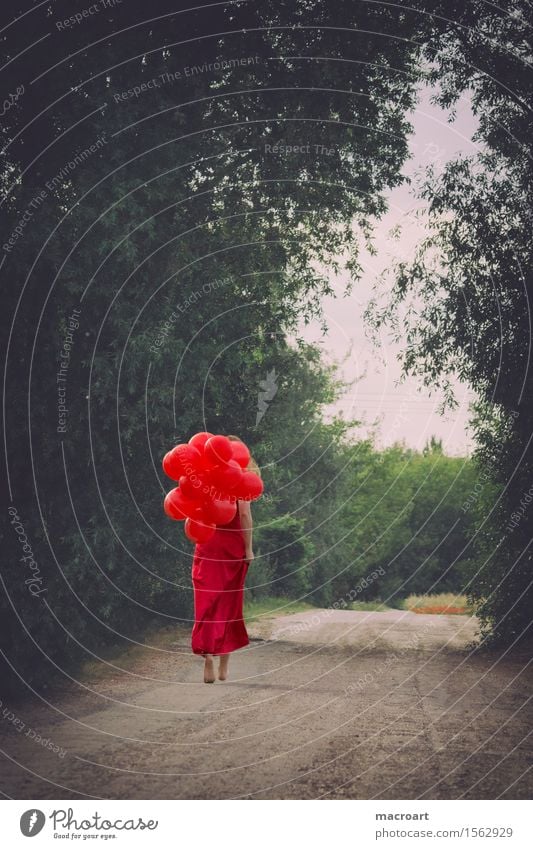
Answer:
1, 610, 532, 799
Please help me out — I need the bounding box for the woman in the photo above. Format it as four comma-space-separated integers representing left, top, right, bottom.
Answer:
191, 436, 259, 683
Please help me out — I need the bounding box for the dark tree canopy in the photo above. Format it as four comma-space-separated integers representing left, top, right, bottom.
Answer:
1, 0, 437, 689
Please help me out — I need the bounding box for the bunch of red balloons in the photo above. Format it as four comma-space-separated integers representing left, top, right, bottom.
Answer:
162, 432, 263, 543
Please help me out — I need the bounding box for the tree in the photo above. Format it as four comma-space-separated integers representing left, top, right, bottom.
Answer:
1, 0, 431, 689
367, 1, 533, 643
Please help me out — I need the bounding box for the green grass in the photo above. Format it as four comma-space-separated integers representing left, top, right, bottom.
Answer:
244, 595, 316, 622
245, 596, 393, 619
348, 600, 391, 611
402, 593, 474, 615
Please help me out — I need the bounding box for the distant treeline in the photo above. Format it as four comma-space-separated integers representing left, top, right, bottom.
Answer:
252, 435, 485, 609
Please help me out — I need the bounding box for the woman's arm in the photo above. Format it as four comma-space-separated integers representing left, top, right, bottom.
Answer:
238, 499, 254, 563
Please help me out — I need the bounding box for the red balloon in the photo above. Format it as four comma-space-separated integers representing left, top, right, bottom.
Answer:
190, 503, 210, 523
163, 488, 186, 520
188, 431, 214, 451
231, 440, 251, 469
172, 488, 203, 520
178, 474, 204, 500
162, 444, 201, 480
197, 480, 216, 502
209, 459, 243, 493
195, 452, 217, 474
162, 449, 182, 481
204, 434, 233, 465
237, 471, 264, 501
204, 498, 237, 525
181, 445, 202, 475
184, 518, 216, 543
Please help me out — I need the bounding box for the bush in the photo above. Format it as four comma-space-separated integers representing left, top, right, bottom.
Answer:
254, 515, 315, 598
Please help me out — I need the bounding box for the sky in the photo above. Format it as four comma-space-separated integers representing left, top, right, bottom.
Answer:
300, 85, 481, 457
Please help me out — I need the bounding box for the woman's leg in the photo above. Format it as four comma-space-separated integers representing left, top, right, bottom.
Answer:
218, 653, 230, 680
203, 653, 215, 683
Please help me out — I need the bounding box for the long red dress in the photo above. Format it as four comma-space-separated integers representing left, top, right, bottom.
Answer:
191, 501, 250, 656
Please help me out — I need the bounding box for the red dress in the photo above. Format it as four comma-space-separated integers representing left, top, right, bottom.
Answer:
191, 501, 250, 655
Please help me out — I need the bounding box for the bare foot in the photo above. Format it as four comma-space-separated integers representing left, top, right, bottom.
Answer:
203, 654, 215, 684
218, 654, 229, 681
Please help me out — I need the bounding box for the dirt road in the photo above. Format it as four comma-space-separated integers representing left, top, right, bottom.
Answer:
2, 610, 532, 799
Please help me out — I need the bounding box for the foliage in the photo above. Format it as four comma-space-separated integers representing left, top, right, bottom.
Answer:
1, 0, 430, 691
329, 440, 480, 604
251, 434, 483, 610
366, 0, 533, 644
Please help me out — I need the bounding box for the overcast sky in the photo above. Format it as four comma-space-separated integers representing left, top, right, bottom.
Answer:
300, 85, 480, 456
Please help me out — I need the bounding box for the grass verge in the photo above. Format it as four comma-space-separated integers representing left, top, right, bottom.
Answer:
244, 595, 316, 622
349, 600, 392, 611
403, 593, 474, 615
